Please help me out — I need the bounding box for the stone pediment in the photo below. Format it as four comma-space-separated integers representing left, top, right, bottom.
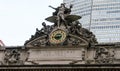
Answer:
25, 33, 89, 48
24, 25, 97, 48
1, 3, 120, 66
24, 3, 97, 48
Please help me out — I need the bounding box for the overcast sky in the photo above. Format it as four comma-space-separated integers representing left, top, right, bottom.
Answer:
0, 0, 63, 46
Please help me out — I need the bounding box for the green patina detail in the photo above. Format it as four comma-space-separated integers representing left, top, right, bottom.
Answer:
54, 33, 62, 40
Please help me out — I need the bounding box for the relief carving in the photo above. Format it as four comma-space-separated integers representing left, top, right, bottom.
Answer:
24, 2, 98, 48
94, 47, 115, 64
4, 49, 22, 65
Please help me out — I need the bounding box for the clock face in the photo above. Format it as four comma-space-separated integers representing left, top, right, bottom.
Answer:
49, 29, 67, 44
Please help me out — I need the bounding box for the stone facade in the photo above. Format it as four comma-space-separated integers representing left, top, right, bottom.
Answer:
0, 3, 120, 70
0, 43, 120, 65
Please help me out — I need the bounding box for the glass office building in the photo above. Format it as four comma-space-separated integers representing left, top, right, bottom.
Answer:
63, 0, 120, 43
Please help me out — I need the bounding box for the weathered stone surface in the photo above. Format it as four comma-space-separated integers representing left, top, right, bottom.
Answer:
27, 48, 84, 64
0, 3, 119, 67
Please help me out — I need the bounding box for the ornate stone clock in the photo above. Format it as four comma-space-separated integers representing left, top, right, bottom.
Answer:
49, 29, 67, 44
